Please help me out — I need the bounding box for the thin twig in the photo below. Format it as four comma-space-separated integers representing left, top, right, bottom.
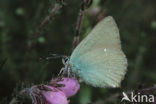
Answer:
129, 85, 156, 95
23, 1, 64, 80
73, 0, 93, 49
29, 3, 63, 52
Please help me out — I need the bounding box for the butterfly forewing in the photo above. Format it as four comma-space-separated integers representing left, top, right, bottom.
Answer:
71, 16, 121, 58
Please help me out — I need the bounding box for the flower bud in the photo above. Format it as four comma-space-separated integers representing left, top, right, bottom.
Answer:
57, 77, 80, 97
42, 86, 68, 104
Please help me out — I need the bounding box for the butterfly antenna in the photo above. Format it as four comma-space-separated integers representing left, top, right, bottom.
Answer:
46, 54, 66, 60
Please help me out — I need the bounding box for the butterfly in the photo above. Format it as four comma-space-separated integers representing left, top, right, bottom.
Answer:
61, 16, 127, 88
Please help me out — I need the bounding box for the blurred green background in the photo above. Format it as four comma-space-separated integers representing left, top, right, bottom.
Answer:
0, 0, 156, 104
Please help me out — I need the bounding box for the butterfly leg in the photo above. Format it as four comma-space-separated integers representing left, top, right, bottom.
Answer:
58, 67, 65, 77
67, 67, 70, 78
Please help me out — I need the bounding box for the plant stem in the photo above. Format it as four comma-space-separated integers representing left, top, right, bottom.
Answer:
73, 0, 93, 49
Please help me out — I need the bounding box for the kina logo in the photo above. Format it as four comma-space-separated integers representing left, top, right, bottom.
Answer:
121, 92, 155, 103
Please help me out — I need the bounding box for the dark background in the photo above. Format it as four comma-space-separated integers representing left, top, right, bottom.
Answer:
0, 0, 156, 104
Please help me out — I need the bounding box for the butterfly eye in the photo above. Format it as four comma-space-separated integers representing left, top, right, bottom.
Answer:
62, 56, 69, 65
64, 57, 69, 62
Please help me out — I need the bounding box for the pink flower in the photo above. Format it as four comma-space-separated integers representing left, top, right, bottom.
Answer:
20, 77, 80, 104
57, 77, 80, 97
42, 86, 69, 104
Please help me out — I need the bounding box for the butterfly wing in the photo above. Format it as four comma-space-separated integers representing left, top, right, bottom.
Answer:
71, 16, 121, 58
70, 16, 127, 87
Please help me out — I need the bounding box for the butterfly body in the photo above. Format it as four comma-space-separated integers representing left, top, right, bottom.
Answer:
68, 16, 127, 88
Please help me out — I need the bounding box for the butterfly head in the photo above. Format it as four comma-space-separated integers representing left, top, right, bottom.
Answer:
58, 56, 72, 77
62, 56, 70, 66
59, 56, 78, 78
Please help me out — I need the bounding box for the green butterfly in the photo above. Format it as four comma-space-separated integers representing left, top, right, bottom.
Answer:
62, 16, 127, 88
